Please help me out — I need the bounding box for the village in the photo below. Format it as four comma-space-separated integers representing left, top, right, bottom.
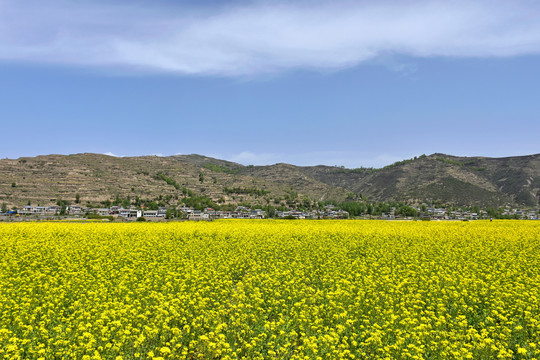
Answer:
1, 203, 538, 221
0, 204, 350, 220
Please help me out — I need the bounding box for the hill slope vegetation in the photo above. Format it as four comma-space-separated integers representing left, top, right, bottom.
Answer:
0, 153, 538, 208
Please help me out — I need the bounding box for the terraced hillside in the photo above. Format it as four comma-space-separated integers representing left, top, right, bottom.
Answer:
0, 152, 538, 208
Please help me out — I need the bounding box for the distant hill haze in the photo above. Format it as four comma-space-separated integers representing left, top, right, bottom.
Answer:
0, 153, 538, 208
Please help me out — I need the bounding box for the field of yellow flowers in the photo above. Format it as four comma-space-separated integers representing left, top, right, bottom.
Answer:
0, 220, 539, 359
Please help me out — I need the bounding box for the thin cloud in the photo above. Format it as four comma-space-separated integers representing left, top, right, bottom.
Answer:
229, 151, 282, 165
226, 150, 414, 168
1, 0, 540, 76
103, 152, 122, 157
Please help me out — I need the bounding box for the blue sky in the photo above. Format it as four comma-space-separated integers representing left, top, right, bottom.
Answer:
0, 0, 539, 168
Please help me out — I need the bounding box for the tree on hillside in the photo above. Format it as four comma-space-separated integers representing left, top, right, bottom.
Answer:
1, 203, 7, 213
56, 198, 69, 207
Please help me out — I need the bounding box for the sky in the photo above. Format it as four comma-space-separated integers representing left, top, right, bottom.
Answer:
0, 0, 539, 168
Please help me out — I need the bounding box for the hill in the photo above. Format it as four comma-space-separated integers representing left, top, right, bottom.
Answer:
0, 152, 538, 208
0, 153, 351, 209
296, 153, 540, 207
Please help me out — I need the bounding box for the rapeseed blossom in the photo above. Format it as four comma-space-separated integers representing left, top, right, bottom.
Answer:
0, 220, 539, 359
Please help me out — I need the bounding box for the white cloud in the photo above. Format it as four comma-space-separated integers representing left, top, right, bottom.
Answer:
103, 152, 121, 157
2, 0, 539, 76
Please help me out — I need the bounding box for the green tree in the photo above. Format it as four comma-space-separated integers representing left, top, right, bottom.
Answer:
1, 203, 7, 213
75, 193, 80, 204
339, 202, 367, 217
147, 201, 159, 210
399, 205, 418, 217
56, 198, 68, 207
487, 207, 501, 219
199, 172, 204, 183
11, 182, 16, 187
263, 205, 276, 218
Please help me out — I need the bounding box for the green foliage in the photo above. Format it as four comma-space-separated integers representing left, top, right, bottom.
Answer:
223, 187, 269, 197
372, 202, 392, 215
181, 187, 194, 197
182, 196, 218, 211
285, 190, 298, 200
112, 194, 122, 206
219, 203, 236, 211
398, 205, 418, 217
1, 203, 7, 213
345, 193, 362, 201
157, 173, 181, 190
381, 158, 415, 170
87, 214, 114, 221
262, 205, 276, 218
486, 207, 500, 218
339, 202, 367, 217
436, 157, 463, 166
143, 201, 159, 210
337, 201, 422, 218
11, 182, 16, 187
56, 198, 70, 207
75, 193, 80, 204
203, 163, 240, 174
136, 217, 146, 222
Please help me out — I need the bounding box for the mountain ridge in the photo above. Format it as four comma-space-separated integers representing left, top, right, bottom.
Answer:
1, 152, 538, 208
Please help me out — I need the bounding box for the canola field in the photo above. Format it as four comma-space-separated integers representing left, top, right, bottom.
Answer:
0, 220, 539, 360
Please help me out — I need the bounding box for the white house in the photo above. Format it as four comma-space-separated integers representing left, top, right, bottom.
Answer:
143, 210, 158, 218
119, 209, 142, 219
